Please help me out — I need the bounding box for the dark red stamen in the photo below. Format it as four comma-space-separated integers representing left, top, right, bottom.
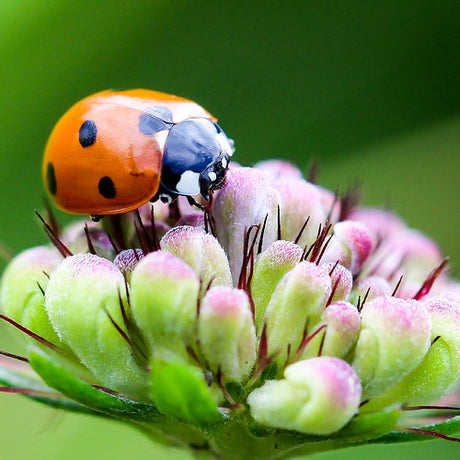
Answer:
216, 368, 236, 404
413, 258, 449, 300
36, 281, 45, 296
326, 192, 339, 222
103, 306, 147, 365
35, 210, 72, 257
403, 405, 460, 411
326, 273, 342, 307
257, 214, 269, 255
391, 275, 404, 297
0, 313, 65, 355
317, 328, 327, 356
238, 225, 260, 291
329, 260, 339, 276
403, 428, 460, 442
295, 324, 327, 360
149, 206, 161, 250
0, 387, 58, 397
0, 350, 29, 363
276, 205, 282, 240
307, 160, 319, 184
43, 199, 61, 236
84, 224, 97, 255
294, 216, 310, 245
338, 183, 361, 221
249, 324, 270, 384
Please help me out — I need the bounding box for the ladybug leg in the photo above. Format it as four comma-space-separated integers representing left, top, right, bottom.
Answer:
186, 195, 205, 211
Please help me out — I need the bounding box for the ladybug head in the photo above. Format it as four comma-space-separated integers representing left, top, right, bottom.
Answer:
159, 118, 234, 200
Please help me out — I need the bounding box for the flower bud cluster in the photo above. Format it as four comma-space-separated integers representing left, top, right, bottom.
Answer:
0, 160, 459, 457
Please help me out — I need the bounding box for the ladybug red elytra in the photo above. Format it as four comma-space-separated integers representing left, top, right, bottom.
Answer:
43, 89, 234, 217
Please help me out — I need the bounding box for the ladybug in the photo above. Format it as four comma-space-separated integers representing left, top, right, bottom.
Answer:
42, 89, 234, 217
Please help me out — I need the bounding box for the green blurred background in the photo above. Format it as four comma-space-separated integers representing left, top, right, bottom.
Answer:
0, 0, 458, 458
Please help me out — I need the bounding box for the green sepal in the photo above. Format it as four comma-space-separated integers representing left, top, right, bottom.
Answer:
374, 416, 460, 444
260, 361, 278, 381
150, 357, 222, 425
336, 409, 400, 442
225, 381, 247, 403
0, 357, 96, 415
29, 349, 159, 421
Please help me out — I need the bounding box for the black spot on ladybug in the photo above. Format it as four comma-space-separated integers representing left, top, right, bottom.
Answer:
98, 176, 116, 199
138, 113, 170, 136
79, 120, 97, 147
47, 162, 57, 195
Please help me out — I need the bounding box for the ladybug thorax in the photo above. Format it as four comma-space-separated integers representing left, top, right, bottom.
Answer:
159, 118, 234, 200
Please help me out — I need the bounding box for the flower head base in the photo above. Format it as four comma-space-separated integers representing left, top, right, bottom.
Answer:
1, 162, 459, 459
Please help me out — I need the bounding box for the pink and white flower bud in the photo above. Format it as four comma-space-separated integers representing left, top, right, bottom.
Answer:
395, 228, 442, 284
272, 178, 327, 249
320, 301, 361, 358
348, 208, 404, 240
353, 296, 431, 399
320, 262, 353, 303
254, 159, 303, 180
176, 212, 205, 228
316, 186, 341, 223
322, 220, 375, 274
161, 226, 232, 296
45, 253, 148, 396
198, 287, 256, 383
424, 295, 460, 382
63, 222, 116, 260
349, 276, 392, 304
212, 168, 280, 284
113, 249, 144, 282
251, 240, 303, 331
130, 251, 200, 363
248, 357, 362, 434
364, 295, 460, 412
264, 261, 331, 366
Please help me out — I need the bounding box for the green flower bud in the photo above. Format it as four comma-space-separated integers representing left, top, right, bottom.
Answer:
264, 261, 331, 366
251, 240, 303, 332
362, 295, 460, 412
45, 253, 147, 397
198, 286, 256, 383
352, 296, 431, 399
160, 226, 232, 296
254, 159, 303, 180
0, 246, 62, 344
130, 250, 200, 363
248, 357, 362, 434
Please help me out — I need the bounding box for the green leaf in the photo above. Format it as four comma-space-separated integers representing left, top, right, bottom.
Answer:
29, 350, 160, 421
150, 358, 222, 425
